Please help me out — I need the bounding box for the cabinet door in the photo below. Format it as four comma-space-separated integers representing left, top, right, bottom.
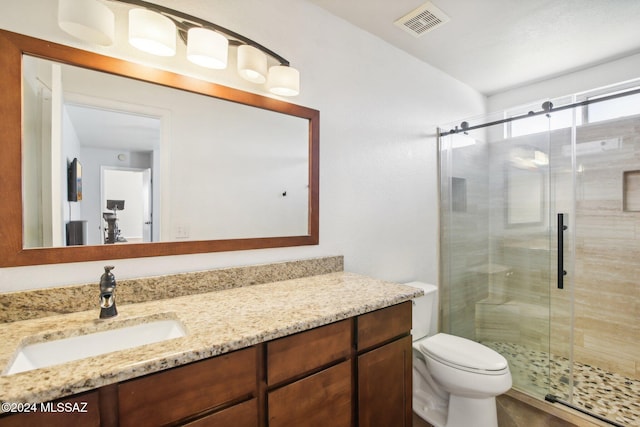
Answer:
358, 335, 412, 427
268, 361, 352, 427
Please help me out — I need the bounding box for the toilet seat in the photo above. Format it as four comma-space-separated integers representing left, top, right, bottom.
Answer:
416, 333, 508, 376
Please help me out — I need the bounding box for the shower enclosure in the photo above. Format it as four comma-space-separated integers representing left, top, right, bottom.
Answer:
439, 81, 640, 426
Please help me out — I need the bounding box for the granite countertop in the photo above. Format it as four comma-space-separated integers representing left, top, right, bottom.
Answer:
0, 272, 422, 408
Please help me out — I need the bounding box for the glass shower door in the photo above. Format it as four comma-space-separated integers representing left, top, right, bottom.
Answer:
439, 111, 554, 397
546, 107, 575, 405
440, 84, 640, 426
551, 91, 640, 425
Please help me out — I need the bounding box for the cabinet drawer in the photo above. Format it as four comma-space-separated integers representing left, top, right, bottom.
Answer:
357, 302, 411, 351
183, 398, 258, 427
267, 319, 351, 385
268, 360, 352, 427
118, 346, 256, 427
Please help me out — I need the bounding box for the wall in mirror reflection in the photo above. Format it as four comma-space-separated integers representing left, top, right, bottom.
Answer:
22, 56, 310, 249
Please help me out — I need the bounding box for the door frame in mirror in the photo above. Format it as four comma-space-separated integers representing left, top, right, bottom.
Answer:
0, 30, 319, 267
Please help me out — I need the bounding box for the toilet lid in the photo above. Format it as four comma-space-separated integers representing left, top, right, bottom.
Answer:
418, 333, 508, 374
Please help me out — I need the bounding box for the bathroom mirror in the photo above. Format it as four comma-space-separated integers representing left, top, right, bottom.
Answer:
0, 30, 319, 267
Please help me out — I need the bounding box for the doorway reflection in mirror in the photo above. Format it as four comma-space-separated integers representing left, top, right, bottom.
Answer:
103, 200, 125, 244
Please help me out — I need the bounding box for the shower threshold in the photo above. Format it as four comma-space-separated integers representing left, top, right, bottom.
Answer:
545, 394, 625, 427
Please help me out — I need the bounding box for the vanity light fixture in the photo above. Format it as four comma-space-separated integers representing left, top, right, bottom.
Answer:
128, 8, 176, 56
56, 0, 301, 96
268, 66, 301, 97
58, 0, 115, 46
187, 27, 228, 69
237, 45, 268, 84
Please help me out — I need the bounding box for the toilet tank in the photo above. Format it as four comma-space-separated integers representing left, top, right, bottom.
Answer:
404, 282, 438, 340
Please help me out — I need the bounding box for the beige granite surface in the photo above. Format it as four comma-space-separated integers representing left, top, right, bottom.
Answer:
0, 271, 422, 410
0, 256, 344, 323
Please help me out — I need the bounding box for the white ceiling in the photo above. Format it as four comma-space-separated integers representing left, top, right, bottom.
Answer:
65, 104, 161, 152
308, 0, 640, 95
60, 1, 640, 148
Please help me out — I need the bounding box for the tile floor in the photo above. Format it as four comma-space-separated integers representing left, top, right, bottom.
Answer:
485, 341, 640, 426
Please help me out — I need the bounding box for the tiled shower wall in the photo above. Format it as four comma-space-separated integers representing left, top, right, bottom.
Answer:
569, 116, 640, 379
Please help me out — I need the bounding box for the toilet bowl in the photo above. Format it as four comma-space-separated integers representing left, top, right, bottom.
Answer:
406, 282, 512, 427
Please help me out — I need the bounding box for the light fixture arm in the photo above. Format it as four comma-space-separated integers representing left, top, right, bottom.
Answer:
108, 0, 290, 66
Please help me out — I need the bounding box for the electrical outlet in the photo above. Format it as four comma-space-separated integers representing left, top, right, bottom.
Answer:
175, 224, 190, 239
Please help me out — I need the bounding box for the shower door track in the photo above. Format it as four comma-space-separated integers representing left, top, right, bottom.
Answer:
545, 394, 625, 427
439, 86, 640, 136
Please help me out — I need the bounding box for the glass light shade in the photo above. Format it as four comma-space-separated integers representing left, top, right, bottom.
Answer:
58, 0, 115, 46
237, 45, 267, 84
128, 9, 176, 56
187, 28, 228, 69
267, 66, 300, 97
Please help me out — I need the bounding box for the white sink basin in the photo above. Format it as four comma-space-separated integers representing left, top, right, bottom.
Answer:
5, 319, 186, 375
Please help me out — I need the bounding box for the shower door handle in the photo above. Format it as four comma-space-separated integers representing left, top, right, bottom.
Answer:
557, 213, 567, 289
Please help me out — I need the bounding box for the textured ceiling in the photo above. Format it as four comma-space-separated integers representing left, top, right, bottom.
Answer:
308, 0, 640, 95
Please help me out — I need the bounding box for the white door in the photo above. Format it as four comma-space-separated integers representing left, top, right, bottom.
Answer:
102, 168, 152, 243
141, 168, 152, 242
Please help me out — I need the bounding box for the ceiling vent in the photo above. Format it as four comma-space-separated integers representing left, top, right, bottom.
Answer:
394, 1, 450, 38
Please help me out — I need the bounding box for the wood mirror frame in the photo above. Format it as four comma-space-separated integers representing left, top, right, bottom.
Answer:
0, 30, 319, 267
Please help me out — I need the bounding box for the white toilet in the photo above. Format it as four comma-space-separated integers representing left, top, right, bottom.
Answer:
407, 282, 512, 427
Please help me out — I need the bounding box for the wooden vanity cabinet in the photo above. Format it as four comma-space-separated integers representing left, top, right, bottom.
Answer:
265, 302, 412, 427
0, 302, 413, 427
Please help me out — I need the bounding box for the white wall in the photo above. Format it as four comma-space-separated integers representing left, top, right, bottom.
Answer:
488, 52, 640, 111
0, 0, 485, 292
22, 59, 44, 248
57, 62, 312, 241
61, 105, 83, 233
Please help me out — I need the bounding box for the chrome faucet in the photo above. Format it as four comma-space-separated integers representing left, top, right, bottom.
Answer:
99, 265, 118, 319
